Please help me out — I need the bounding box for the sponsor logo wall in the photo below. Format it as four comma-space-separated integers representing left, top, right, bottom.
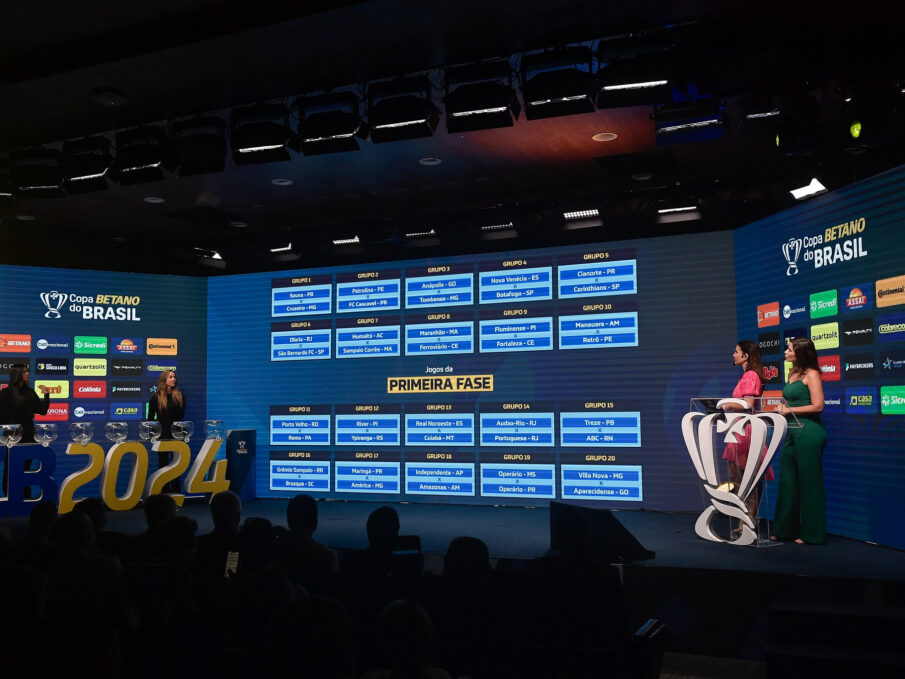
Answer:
736, 162, 905, 550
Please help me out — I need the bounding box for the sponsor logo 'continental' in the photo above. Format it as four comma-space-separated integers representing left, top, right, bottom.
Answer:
0, 334, 31, 353
387, 375, 494, 393
810, 322, 839, 350
74, 336, 108, 354
876, 274, 905, 308
146, 338, 178, 355
73, 358, 108, 376
880, 386, 905, 415
34, 379, 70, 398
35, 403, 69, 422
757, 302, 780, 328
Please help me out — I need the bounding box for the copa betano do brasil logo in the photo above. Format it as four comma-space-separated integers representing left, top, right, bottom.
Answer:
780, 216, 868, 275
39, 289, 142, 321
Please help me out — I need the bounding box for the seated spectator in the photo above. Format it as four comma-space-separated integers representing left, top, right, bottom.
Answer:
277, 494, 336, 591
14, 499, 59, 570
74, 496, 127, 560
195, 490, 242, 583
127, 493, 177, 564
341, 505, 399, 579
362, 599, 450, 679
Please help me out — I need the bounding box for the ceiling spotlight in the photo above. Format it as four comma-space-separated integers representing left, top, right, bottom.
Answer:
522, 46, 596, 120
269, 242, 293, 253
445, 60, 521, 132
368, 77, 439, 143
113, 126, 166, 185
563, 209, 603, 229
596, 52, 672, 108
653, 102, 725, 145
419, 157, 442, 166
229, 220, 247, 228
231, 103, 292, 165
16, 214, 36, 221
790, 178, 827, 200
655, 199, 702, 223
143, 196, 165, 204
271, 178, 293, 186
171, 116, 227, 176
563, 209, 599, 220
404, 227, 440, 247
194, 246, 226, 269
479, 221, 517, 240
193, 246, 223, 260
294, 92, 365, 155
592, 132, 618, 141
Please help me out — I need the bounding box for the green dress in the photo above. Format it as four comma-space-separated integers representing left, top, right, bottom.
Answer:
773, 379, 827, 544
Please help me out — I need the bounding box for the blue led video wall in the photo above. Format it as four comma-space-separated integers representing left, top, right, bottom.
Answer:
208, 234, 738, 510
0, 266, 207, 496
734, 164, 905, 549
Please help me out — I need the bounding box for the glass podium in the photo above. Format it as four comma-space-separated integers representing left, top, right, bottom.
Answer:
683, 396, 802, 546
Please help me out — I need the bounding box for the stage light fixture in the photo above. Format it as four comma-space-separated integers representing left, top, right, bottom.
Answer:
113, 126, 166, 185
294, 92, 365, 155
522, 47, 596, 120
332, 235, 360, 246
479, 221, 517, 240
653, 102, 725, 145
12, 148, 64, 198
62, 136, 112, 193
368, 77, 439, 143
445, 60, 520, 132
231, 103, 292, 165
655, 198, 702, 223
789, 178, 826, 200
562, 208, 603, 230
596, 53, 673, 108
269, 242, 293, 253
403, 227, 440, 247
171, 116, 227, 176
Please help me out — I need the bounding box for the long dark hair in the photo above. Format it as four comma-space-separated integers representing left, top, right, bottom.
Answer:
788, 337, 820, 378
155, 371, 184, 411
7, 363, 28, 387
737, 339, 764, 381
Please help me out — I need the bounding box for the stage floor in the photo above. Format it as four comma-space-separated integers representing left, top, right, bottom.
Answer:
32, 498, 901, 582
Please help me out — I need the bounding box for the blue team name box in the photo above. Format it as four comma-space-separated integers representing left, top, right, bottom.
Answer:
405, 462, 475, 495
269, 405, 332, 446
404, 311, 474, 356
271, 319, 332, 361
560, 465, 643, 501
336, 269, 401, 313
271, 275, 333, 317
404, 264, 475, 308
336, 315, 401, 358
556, 251, 637, 299
478, 257, 553, 304
334, 451, 401, 493
335, 404, 401, 446
559, 408, 641, 447
478, 304, 554, 353
404, 403, 475, 446
479, 401, 555, 446
268, 452, 331, 492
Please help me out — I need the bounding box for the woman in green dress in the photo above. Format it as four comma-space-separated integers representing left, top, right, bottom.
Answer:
772, 337, 827, 544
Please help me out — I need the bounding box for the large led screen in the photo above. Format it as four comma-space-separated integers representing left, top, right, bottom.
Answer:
734, 164, 905, 549
208, 232, 738, 509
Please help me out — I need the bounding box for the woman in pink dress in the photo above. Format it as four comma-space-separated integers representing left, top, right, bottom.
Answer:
722, 340, 774, 527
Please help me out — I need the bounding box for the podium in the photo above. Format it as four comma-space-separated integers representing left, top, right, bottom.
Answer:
682, 396, 801, 546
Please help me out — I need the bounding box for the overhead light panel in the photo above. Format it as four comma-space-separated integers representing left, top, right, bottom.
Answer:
231, 103, 292, 165
563, 208, 603, 229
171, 116, 227, 176
655, 199, 702, 223
62, 136, 112, 193
445, 60, 521, 132
790, 178, 826, 200
368, 77, 439, 143
480, 221, 517, 240
332, 235, 360, 246
522, 47, 596, 120
597, 53, 672, 108
269, 242, 293, 253
113, 126, 166, 185
12, 148, 64, 198
295, 92, 365, 155
653, 102, 725, 145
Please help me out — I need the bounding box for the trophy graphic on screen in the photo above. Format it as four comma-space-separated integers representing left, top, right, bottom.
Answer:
682, 400, 786, 546
39, 291, 69, 319
781, 237, 802, 276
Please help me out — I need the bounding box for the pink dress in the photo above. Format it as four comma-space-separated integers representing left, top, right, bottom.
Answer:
722, 370, 775, 481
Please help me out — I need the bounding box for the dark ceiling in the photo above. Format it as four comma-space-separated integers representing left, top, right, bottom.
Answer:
1, 0, 903, 275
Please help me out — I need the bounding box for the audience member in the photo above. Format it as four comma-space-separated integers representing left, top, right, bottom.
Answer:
277, 494, 336, 590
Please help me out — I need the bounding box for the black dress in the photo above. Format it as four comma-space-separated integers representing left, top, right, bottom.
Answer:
147, 391, 186, 492
0, 383, 50, 494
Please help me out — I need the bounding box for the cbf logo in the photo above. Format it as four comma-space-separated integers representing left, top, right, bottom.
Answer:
782, 238, 802, 276
39, 291, 69, 319
682, 400, 787, 546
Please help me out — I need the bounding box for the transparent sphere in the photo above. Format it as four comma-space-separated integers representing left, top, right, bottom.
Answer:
105, 421, 129, 444
139, 420, 162, 442
172, 421, 194, 443
205, 419, 225, 441
1, 423, 23, 448
70, 421, 95, 446
34, 423, 59, 447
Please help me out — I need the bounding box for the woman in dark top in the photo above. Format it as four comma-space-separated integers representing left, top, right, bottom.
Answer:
0, 363, 50, 494
147, 370, 186, 492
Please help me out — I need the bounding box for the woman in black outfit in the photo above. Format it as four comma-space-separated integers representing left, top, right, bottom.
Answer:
0, 363, 50, 495
147, 370, 186, 492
